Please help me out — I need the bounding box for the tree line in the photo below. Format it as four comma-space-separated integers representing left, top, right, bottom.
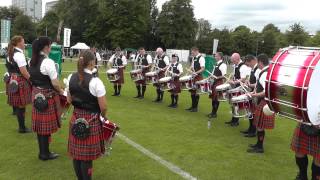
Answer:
1, 0, 320, 57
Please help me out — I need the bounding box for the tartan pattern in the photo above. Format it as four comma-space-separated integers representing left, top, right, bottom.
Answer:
209, 79, 224, 100
113, 67, 124, 84
136, 68, 150, 85
32, 87, 60, 135
7, 74, 32, 107
169, 77, 181, 94
291, 125, 320, 161
189, 75, 203, 94
253, 100, 275, 129
68, 108, 105, 161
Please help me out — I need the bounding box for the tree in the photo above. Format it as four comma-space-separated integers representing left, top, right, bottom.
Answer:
36, 11, 60, 41
260, 24, 281, 57
12, 14, 36, 43
145, 0, 162, 50
158, 0, 197, 49
285, 23, 309, 46
195, 18, 212, 54
308, 31, 320, 47
230, 25, 255, 56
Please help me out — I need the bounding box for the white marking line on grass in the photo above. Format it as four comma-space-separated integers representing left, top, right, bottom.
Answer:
0, 91, 5, 94
61, 71, 130, 74
117, 133, 197, 180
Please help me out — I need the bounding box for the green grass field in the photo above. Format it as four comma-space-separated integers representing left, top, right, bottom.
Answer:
0, 60, 303, 180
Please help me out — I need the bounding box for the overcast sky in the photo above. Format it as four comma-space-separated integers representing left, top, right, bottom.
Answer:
1, 0, 319, 33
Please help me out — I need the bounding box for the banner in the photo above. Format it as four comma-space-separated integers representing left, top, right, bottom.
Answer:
1, 19, 11, 44
63, 28, 71, 47
213, 39, 219, 54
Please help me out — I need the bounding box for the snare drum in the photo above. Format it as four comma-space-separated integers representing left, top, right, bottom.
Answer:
145, 71, 159, 84
231, 94, 252, 118
106, 68, 119, 82
195, 79, 211, 95
179, 75, 194, 90
215, 83, 231, 101
227, 86, 245, 103
102, 119, 119, 154
130, 69, 143, 82
265, 47, 320, 126
158, 77, 174, 91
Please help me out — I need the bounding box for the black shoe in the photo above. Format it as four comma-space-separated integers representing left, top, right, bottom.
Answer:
19, 128, 31, 133
189, 108, 198, 112
112, 93, 117, 96
244, 133, 257, 138
138, 96, 144, 99
168, 104, 174, 107
248, 144, 258, 148
240, 130, 249, 134
171, 104, 178, 108
38, 152, 59, 161
116, 94, 121, 97
225, 120, 233, 124
207, 113, 217, 118
230, 122, 239, 127
153, 99, 160, 102
134, 95, 141, 98
295, 172, 308, 180
185, 107, 193, 111
247, 147, 264, 153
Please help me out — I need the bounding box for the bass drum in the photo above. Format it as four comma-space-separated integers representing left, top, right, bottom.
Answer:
265, 46, 320, 126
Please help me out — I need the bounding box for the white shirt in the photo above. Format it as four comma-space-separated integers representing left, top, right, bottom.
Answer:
96, 52, 102, 62
13, 47, 27, 67
253, 64, 261, 81
155, 54, 170, 66
234, 60, 251, 79
84, 68, 106, 97
108, 54, 128, 66
258, 66, 268, 90
134, 54, 152, 64
40, 54, 58, 80
129, 54, 136, 61
170, 63, 183, 75
216, 60, 227, 76
191, 54, 205, 70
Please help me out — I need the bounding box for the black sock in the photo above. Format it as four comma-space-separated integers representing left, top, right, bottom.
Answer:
156, 89, 160, 100
142, 86, 146, 97
12, 106, 17, 114
73, 159, 83, 180
113, 85, 117, 95
249, 117, 256, 133
37, 134, 45, 155
312, 162, 320, 180
16, 108, 26, 130
212, 100, 219, 115
295, 156, 308, 179
233, 117, 239, 124
256, 130, 265, 148
194, 95, 199, 109
170, 94, 174, 105
117, 85, 121, 95
160, 91, 164, 101
136, 86, 141, 97
174, 95, 179, 105
191, 94, 195, 108
43, 135, 50, 155
80, 160, 93, 180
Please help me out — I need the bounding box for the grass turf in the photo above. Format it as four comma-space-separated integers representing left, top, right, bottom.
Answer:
0, 60, 304, 180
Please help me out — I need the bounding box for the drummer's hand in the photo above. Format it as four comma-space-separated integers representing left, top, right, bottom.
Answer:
59, 89, 65, 95
228, 80, 234, 85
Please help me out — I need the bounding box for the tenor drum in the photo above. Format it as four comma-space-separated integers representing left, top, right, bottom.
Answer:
145, 71, 159, 84
101, 119, 119, 154
231, 94, 252, 118
179, 75, 194, 90
106, 68, 119, 82
265, 46, 320, 126
130, 69, 143, 82
158, 77, 174, 91
215, 83, 231, 101
195, 79, 211, 95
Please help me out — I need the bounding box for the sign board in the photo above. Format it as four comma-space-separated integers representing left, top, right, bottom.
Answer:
63, 28, 71, 47
213, 39, 219, 54
166, 49, 190, 62
1, 19, 11, 44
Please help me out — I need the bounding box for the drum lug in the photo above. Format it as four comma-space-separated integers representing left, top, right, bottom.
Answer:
265, 98, 307, 111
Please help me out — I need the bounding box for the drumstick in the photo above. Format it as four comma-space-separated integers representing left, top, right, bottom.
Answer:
239, 81, 252, 98
205, 70, 217, 79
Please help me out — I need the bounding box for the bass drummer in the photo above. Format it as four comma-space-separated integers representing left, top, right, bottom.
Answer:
167, 54, 183, 108
246, 54, 275, 154
207, 52, 227, 118
185, 47, 205, 112
108, 47, 127, 96
153, 47, 169, 103
225, 53, 251, 127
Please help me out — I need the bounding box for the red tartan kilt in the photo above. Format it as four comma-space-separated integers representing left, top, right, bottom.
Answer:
136, 68, 150, 85
291, 125, 320, 161
113, 68, 124, 84
253, 100, 275, 129
209, 79, 224, 99
68, 108, 105, 161
32, 88, 60, 135
169, 78, 181, 94
189, 75, 203, 94
7, 74, 32, 107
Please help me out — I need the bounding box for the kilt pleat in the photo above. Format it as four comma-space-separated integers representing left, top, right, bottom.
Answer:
32, 87, 60, 135
114, 67, 124, 84
7, 74, 32, 107
68, 108, 105, 161
169, 77, 181, 94
291, 125, 320, 161
253, 100, 275, 129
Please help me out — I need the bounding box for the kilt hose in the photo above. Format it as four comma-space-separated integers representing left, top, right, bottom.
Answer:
32, 87, 61, 135
291, 124, 320, 161
253, 99, 275, 130
209, 79, 224, 100
7, 74, 32, 107
113, 67, 124, 84
169, 77, 181, 94
68, 108, 105, 161
189, 75, 203, 95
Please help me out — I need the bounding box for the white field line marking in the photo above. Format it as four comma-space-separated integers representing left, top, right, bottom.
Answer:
0, 91, 5, 94
61, 71, 130, 74
117, 133, 197, 180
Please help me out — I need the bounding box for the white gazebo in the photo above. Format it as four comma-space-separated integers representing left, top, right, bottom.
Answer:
71, 42, 90, 50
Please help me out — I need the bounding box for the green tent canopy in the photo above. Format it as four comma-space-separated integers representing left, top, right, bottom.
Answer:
202, 55, 216, 78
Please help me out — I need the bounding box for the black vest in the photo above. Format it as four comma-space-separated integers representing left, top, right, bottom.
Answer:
193, 55, 202, 72
213, 61, 224, 76
156, 55, 167, 69
6, 48, 25, 74
249, 65, 259, 84
137, 54, 149, 66
112, 55, 123, 67
29, 55, 54, 89
171, 63, 180, 74
69, 72, 100, 113
234, 62, 245, 80
256, 68, 269, 103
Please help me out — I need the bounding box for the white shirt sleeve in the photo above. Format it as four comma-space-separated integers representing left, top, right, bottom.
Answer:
40, 58, 58, 80
13, 51, 27, 68
133, 55, 139, 63
178, 64, 183, 74
147, 55, 152, 64
259, 72, 267, 90
199, 56, 205, 67
219, 63, 227, 76
255, 69, 261, 81
89, 77, 106, 97
122, 55, 127, 65
164, 56, 170, 66
240, 65, 251, 79
108, 54, 115, 64
96, 53, 102, 61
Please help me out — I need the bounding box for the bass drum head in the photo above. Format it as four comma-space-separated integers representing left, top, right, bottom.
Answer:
307, 58, 320, 126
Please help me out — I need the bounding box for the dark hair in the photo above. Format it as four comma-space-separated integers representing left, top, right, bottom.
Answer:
8, 35, 24, 62
30, 36, 52, 66
115, 47, 121, 51
172, 54, 179, 62
244, 54, 256, 63
78, 50, 95, 86
191, 47, 199, 51
215, 52, 224, 59
257, 54, 269, 66
139, 47, 145, 51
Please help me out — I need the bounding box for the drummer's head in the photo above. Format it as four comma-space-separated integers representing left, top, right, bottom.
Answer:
139, 47, 145, 55
191, 47, 199, 57
115, 47, 121, 55
257, 54, 269, 69
171, 54, 179, 63
244, 54, 257, 68
156, 47, 164, 56
215, 52, 223, 61
77, 50, 96, 85
231, 53, 241, 65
